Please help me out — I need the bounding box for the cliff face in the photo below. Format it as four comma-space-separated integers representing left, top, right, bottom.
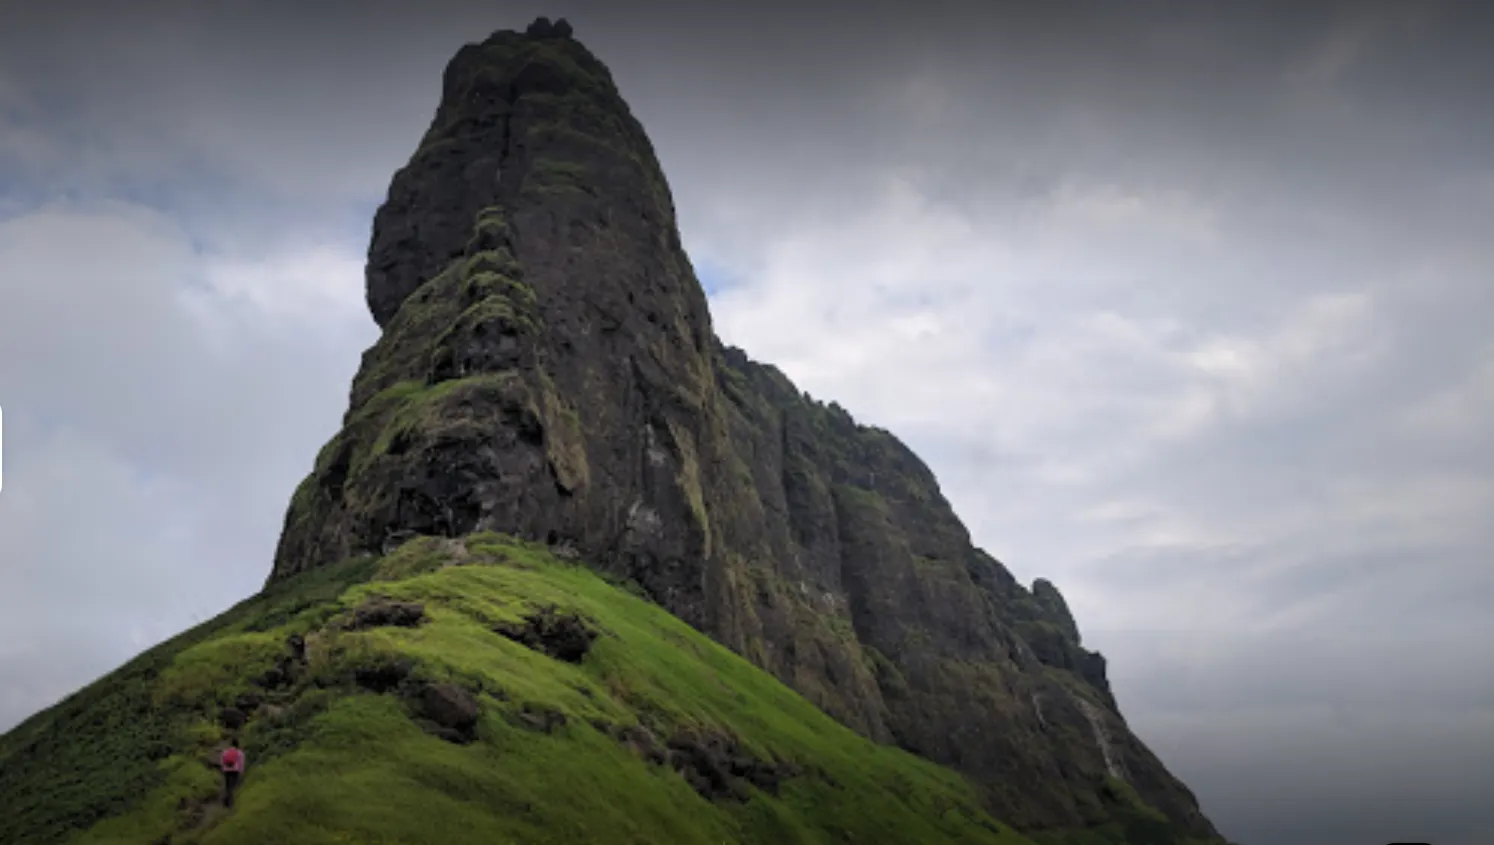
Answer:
272, 19, 1221, 840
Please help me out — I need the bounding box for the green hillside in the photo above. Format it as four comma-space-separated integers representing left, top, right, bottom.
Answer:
1, 534, 1040, 845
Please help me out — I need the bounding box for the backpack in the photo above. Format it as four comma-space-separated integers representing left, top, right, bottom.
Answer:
222, 747, 244, 772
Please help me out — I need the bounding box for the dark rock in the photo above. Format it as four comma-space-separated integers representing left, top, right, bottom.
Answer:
287, 633, 307, 663
219, 706, 247, 730
420, 682, 480, 734
494, 606, 597, 663
659, 728, 792, 801
144, 740, 175, 762
1076, 650, 1119, 712
265, 20, 1225, 842
1031, 578, 1081, 643
431, 726, 469, 744
510, 703, 567, 734
346, 598, 427, 630
353, 657, 415, 693
254, 661, 292, 691
1020, 621, 1073, 670
614, 723, 669, 766
382, 528, 419, 554
260, 654, 300, 690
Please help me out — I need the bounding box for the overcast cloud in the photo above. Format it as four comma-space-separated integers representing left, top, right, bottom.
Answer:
1, 2, 1490, 844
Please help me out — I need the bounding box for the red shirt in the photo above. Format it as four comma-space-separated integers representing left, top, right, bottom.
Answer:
221, 747, 245, 773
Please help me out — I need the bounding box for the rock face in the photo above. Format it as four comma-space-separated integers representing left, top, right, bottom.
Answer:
343, 597, 427, 630
272, 18, 1221, 840
417, 682, 480, 743
494, 606, 599, 663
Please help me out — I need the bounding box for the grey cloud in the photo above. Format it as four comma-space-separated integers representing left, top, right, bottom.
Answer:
1141, 701, 1494, 845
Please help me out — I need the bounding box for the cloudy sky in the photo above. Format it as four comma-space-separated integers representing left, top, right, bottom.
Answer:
1, 1, 1490, 843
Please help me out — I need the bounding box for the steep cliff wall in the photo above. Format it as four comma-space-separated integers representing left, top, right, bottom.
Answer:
271, 19, 1221, 840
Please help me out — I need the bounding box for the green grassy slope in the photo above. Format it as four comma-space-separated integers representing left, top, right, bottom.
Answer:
0, 534, 1037, 845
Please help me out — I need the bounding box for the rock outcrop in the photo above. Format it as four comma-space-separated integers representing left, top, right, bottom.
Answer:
272, 18, 1222, 840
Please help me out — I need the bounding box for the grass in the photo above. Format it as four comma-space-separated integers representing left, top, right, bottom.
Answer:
0, 556, 381, 845
2, 534, 1035, 845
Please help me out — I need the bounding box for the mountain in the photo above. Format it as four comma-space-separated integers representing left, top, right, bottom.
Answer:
0, 16, 1230, 845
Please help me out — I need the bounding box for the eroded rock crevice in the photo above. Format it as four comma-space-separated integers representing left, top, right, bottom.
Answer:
1078, 697, 1128, 782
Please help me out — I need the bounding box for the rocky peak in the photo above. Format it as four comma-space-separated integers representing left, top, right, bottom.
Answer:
522, 16, 575, 39
364, 21, 688, 334
1032, 577, 1082, 644
272, 22, 1224, 842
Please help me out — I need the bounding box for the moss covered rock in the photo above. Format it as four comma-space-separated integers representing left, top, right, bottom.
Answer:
261, 18, 1226, 844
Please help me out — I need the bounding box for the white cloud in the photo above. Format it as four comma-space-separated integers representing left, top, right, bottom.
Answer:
200, 244, 368, 319
0, 200, 374, 729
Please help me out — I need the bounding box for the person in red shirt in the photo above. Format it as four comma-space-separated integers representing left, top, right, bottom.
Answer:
220, 737, 246, 808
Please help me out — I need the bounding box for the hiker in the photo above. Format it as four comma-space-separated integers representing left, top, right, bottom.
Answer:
220, 737, 246, 808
